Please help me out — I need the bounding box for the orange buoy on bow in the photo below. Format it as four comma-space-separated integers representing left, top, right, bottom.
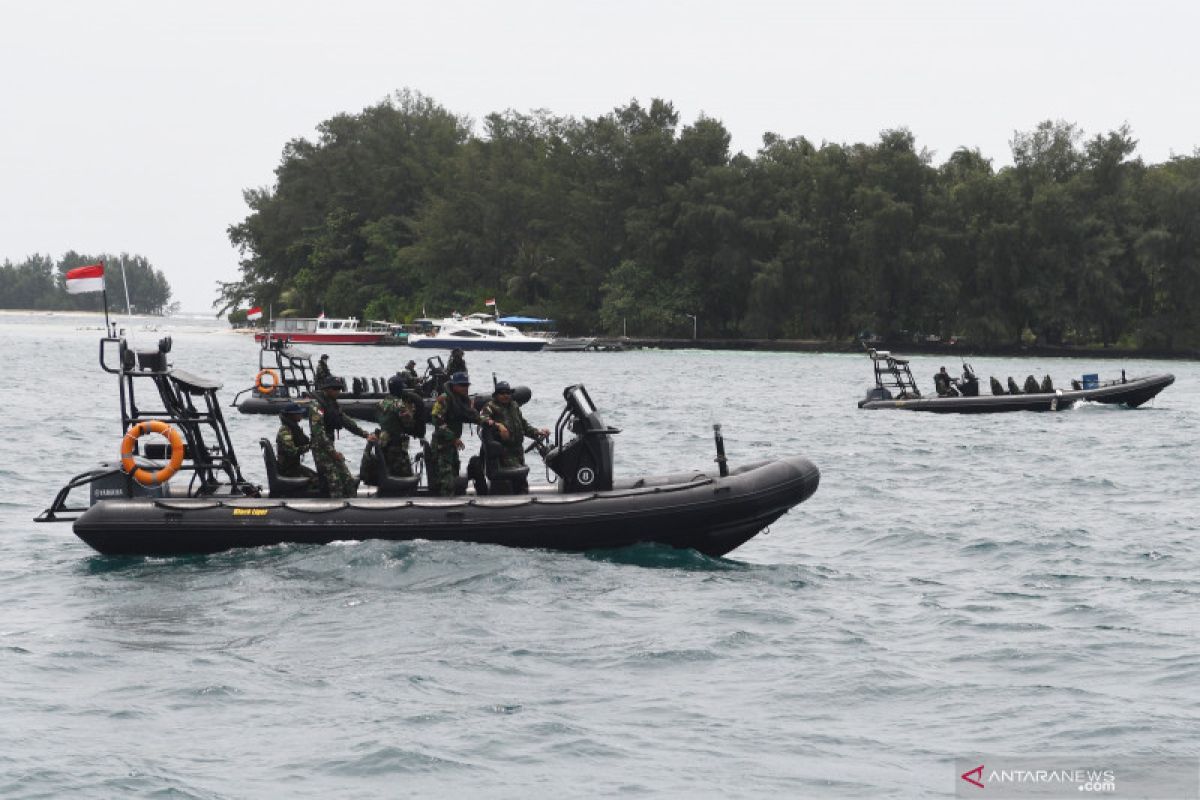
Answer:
119, 420, 185, 487
255, 368, 281, 395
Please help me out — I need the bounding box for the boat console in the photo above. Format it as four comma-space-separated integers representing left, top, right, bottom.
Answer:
542, 385, 621, 492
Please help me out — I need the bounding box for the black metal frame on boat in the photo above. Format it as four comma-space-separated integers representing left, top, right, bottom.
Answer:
37, 334, 256, 522
858, 348, 1174, 413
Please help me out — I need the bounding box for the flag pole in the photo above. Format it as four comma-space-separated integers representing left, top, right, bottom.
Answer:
101, 260, 113, 336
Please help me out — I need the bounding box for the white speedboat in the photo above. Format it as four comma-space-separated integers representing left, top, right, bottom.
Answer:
406, 312, 548, 351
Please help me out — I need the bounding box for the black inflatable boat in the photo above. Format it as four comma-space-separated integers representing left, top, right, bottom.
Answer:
232, 336, 528, 421
37, 333, 820, 558
858, 349, 1174, 413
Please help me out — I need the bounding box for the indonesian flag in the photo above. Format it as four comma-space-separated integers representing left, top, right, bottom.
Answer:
484, 298, 496, 306
246, 306, 263, 321
65, 263, 105, 294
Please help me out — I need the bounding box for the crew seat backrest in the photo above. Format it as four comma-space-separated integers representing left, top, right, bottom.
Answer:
373, 441, 419, 498
259, 438, 316, 498
478, 428, 530, 495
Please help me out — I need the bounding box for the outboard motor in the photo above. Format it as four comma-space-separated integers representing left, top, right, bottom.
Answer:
544, 385, 620, 492
862, 386, 893, 403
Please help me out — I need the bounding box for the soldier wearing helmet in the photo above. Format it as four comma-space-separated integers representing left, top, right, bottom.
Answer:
479, 380, 549, 473
314, 353, 332, 383
429, 371, 500, 496
275, 402, 317, 485
308, 374, 377, 497
374, 373, 421, 479
446, 348, 467, 378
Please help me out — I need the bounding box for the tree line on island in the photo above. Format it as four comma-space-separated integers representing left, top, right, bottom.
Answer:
217, 89, 1190, 351
0, 252, 175, 315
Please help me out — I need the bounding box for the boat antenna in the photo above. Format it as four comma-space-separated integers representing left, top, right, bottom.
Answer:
713, 424, 729, 477
100, 260, 114, 336
119, 259, 133, 322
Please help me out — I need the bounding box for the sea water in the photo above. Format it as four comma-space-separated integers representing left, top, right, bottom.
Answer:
1, 312, 1196, 798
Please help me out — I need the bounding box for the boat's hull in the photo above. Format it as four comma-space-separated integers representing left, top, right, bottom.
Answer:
859, 373, 1174, 413
406, 335, 545, 352
237, 394, 382, 422
71, 456, 820, 558
254, 333, 386, 345
544, 337, 597, 352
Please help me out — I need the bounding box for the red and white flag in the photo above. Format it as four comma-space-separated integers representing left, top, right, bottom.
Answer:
484, 298, 496, 306
65, 263, 105, 294
246, 306, 263, 321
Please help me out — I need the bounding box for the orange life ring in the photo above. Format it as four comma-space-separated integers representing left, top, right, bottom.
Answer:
255, 368, 281, 395
119, 420, 185, 487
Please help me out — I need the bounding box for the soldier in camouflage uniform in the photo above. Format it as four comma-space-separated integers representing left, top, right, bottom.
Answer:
429, 372, 500, 496
308, 375, 376, 498
479, 381, 549, 469
276, 403, 318, 487
377, 375, 421, 478
446, 348, 467, 378
314, 354, 331, 384
402, 360, 420, 384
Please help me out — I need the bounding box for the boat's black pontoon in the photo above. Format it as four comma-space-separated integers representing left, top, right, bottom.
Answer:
37, 334, 820, 558
858, 349, 1174, 413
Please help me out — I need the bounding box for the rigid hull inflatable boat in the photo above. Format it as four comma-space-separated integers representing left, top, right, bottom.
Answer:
233, 336, 526, 422
38, 333, 820, 558
858, 349, 1174, 413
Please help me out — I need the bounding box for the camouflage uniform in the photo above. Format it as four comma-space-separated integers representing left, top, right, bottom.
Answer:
376, 395, 418, 478
446, 353, 467, 376
308, 392, 370, 498
479, 398, 541, 468
430, 389, 488, 496
402, 365, 419, 383
276, 419, 318, 481
315, 357, 331, 383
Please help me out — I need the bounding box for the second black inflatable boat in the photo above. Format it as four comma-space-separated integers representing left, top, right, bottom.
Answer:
858, 349, 1174, 413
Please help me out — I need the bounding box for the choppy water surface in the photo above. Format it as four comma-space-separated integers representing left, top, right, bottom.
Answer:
1, 313, 1197, 798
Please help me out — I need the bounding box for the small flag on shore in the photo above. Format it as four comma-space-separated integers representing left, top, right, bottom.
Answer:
484, 298, 496, 306
246, 306, 263, 321
65, 263, 105, 294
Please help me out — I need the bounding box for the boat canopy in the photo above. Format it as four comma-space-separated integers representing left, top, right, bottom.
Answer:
498, 316, 553, 325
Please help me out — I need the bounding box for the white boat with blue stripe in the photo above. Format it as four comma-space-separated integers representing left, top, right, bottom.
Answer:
406, 312, 548, 351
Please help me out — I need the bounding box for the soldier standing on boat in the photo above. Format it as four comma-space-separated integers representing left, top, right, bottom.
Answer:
479, 381, 549, 470
446, 348, 467, 377
276, 403, 318, 486
429, 372, 500, 496
402, 359, 420, 384
376, 375, 421, 478
309, 375, 376, 498
315, 354, 332, 383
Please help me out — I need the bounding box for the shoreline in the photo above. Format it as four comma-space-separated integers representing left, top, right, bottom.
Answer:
4, 308, 1193, 360
614, 337, 1200, 361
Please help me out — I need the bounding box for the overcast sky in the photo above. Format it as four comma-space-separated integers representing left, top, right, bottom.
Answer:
2, 0, 1196, 313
